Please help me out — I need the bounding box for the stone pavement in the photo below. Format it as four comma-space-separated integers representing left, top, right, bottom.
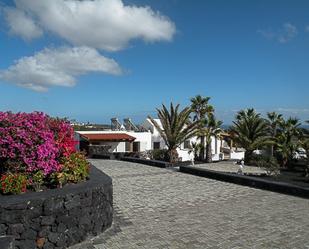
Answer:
193, 161, 267, 175
70, 160, 309, 249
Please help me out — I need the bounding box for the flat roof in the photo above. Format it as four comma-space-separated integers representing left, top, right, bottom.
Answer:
81, 133, 136, 142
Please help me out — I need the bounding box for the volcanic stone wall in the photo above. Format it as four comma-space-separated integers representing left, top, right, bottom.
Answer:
0, 166, 113, 249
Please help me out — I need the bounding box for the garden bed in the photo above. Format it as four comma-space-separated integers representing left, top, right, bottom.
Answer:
179, 165, 309, 199
121, 157, 192, 168
0, 165, 113, 249
260, 169, 309, 188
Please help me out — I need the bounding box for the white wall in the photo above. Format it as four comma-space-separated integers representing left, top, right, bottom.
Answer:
230, 151, 245, 160
126, 131, 152, 151
75, 130, 151, 152
177, 148, 194, 161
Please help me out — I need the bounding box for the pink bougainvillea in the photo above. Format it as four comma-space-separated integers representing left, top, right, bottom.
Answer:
0, 112, 76, 175
47, 118, 76, 158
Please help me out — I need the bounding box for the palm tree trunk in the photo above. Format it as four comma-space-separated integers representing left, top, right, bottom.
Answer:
244, 150, 253, 164
282, 157, 288, 168
206, 143, 212, 163
168, 148, 178, 164
200, 136, 205, 161
270, 145, 274, 157
306, 152, 309, 178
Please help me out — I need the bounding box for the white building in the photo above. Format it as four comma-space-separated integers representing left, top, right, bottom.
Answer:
75, 118, 231, 162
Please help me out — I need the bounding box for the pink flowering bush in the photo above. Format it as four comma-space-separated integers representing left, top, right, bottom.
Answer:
0, 111, 89, 194
47, 118, 76, 158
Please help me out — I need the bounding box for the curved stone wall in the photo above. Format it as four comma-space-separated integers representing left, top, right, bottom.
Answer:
0, 165, 113, 249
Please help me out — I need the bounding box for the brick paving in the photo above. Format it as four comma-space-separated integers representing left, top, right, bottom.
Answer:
70, 159, 309, 249
193, 161, 267, 175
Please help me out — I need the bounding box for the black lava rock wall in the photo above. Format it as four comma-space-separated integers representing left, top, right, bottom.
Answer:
0, 165, 113, 249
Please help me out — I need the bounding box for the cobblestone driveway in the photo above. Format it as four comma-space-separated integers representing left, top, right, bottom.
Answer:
71, 160, 309, 249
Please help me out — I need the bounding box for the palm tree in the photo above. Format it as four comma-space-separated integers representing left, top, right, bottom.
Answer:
148, 103, 200, 163
231, 108, 270, 164
276, 117, 302, 168
266, 112, 283, 157
204, 115, 223, 163
190, 95, 214, 161
300, 121, 309, 177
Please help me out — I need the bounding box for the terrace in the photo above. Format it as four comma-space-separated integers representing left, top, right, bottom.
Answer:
70, 159, 309, 249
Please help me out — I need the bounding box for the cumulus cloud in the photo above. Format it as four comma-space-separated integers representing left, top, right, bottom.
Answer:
4, 7, 43, 40
258, 23, 298, 43
0, 47, 122, 92
6, 0, 176, 51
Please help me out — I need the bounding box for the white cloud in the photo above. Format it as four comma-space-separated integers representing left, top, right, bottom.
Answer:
277, 23, 298, 43
4, 7, 43, 40
0, 46, 122, 92
6, 0, 176, 51
258, 23, 298, 43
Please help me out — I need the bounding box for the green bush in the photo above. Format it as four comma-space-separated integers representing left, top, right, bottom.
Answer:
249, 154, 280, 176
50, 152, 90, 187
0, 172, 28, 195
151, 149, 170, 162
64, 152, 90, 183
30, 171, 45, 192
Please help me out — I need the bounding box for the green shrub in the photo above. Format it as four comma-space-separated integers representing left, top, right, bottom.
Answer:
0, 173, 28, 195
30, 171, 45, 192
151, 149, 170, 162
249, 154, 280, 176
50, 152, 90, 187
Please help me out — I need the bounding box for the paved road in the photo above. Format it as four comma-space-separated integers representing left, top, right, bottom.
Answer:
70, 160, 309, 249
193, 161, 267, 175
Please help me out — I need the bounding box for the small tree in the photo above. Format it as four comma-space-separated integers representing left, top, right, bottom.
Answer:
190, 95, 214, 161
204, 115, 223, 163
276, 117, 302, 168
231, 108, 270, 164
148, 103, 200, 163
266, 112, 283, 157
300, 121, 309, 177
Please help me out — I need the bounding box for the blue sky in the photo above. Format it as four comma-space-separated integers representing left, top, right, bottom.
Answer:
0, 0, 309, 124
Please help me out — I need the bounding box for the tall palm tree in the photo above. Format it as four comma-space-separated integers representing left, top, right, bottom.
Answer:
266, 112, 283, 157
190, 95, 214, 161
231, 108, 270, 163
204, 115, 223, 163
276, 117, 302, 168
148, 103, 200, 163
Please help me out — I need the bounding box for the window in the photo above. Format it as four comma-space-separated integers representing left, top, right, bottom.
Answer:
183, 140, 191, 149
133, 142, 140, 152
125, 142, 131, 152
153, 142, 160, 150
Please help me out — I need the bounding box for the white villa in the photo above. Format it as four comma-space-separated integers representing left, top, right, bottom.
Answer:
75, 118, 244, 161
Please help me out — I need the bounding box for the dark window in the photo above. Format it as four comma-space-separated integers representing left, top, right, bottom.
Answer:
133, 142, 140, 152
125, 142, 131, 152
153, 142, 160, 150
183, 140, 191, 149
